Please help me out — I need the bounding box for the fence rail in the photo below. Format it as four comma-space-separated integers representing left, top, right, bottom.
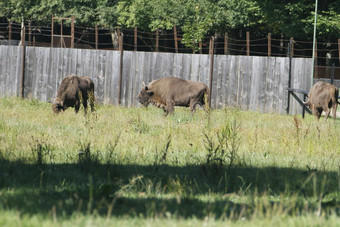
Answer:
0, 45, 322, 115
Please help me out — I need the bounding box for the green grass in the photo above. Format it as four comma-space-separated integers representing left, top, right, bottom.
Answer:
0, 97, 339, 226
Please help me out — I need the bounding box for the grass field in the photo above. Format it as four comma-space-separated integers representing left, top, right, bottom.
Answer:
0, 97, 339, 226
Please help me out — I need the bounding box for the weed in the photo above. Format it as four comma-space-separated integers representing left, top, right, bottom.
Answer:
129, 114, 149, 133
154, 135, 172, 172
203, 120, 240, 171
105, 133, 121, 165
30, 136, 55, 165
78, 141, 100, 167
293, 116, 302, 146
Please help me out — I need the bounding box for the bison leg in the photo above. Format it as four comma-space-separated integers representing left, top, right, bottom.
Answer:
75, 100, 80, 113
82, 99, 88, 114
332, 103, 338, 120
313, 108, 323, 120
90, 99, 95, 112
190, 100, 200, 114
164, 100, 174, 116
88, 90, 95, 112
324, 108, 331, 121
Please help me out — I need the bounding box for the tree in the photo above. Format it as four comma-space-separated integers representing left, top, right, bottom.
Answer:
0, 0, 339, 48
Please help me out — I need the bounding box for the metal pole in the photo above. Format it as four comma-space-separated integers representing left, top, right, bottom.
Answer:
311, 0, 318, 88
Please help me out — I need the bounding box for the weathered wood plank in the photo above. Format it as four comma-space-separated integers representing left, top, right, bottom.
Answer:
0, 46, 316, 115
239, 56, 252, 110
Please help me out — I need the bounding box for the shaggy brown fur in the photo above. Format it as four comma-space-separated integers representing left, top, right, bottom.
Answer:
137, 77, 209, 116
303, 81, 339, 121
52, 74, 95, 114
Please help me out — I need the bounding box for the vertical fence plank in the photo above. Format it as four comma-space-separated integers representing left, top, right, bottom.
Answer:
238, 56, 252, 110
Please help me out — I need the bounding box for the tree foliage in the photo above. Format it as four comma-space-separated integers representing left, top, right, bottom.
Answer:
0, 0, 339, 47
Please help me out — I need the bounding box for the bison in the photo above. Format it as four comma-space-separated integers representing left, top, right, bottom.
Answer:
303, 81, 339, 121
137, 77, 209, 116
52, 74, 95, 114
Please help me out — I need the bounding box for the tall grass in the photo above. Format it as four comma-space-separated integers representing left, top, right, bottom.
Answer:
0, 97, 339, 226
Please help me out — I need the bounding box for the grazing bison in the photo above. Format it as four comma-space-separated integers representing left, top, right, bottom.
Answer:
303, 81, 339, 121
137, 77, 209, 116
52, 74, 95, 114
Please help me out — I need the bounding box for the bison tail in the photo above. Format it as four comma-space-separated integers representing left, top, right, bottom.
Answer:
331, 87, 339, 105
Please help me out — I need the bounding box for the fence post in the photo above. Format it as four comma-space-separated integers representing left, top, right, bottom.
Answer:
286, 38, 293, 114
71, 16, 75, 48
224, 32, 228, 55
331, 63, 335, 84
20, 21, 26, 98
338, 39, 340, 66
134, 27, 138, 51
173, 26, 178, 53
8, 20, 12, 45
246, 31, 250, 56
268, 33, 271, 56
208, 36, 215, 108
28, 21, 32, 46
290, 37, 294, 57
118, 32, 124, 105
95, 25, 98, 49
302, 95, 306, 118
155, 28, 159, 52
51, 16, 54, 47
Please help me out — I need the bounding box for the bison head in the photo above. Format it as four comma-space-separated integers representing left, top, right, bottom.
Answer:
52, 98, 64, 113
137, 83, 154, 107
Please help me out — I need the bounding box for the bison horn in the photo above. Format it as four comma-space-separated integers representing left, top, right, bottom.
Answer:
302, 100, 310, 106
142, 81, 146, 89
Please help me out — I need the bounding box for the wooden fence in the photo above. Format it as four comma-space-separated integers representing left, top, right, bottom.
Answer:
0, 45, 316, 115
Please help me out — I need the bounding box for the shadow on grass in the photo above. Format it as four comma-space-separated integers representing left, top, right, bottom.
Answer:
0, 158, 339, 219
